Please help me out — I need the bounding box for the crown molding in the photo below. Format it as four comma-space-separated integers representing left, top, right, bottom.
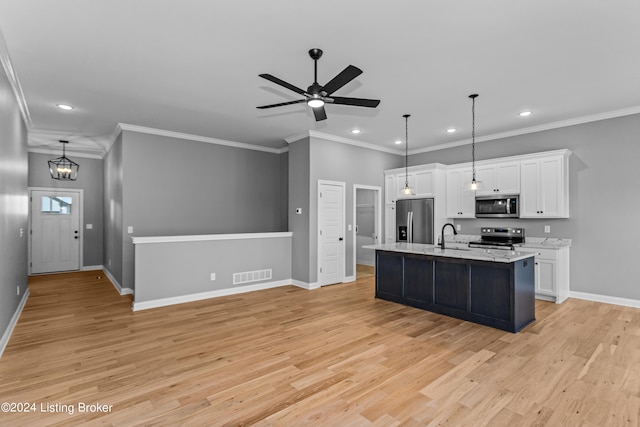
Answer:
0, 28, 32, 127
27, 147, 103, 160
118, 123, 289, 154
286, 130, 404, 156
408, 106, 640, 155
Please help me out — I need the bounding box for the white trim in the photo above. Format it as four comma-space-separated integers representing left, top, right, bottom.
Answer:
287, 130, 403, 155
132, 231, 293, 245
0, 28, 31, 126
132, 279, 293, 311
118, 123, 289, 154
291, 279, 320, 290
103, 267, 134, 296
343, 275, 356, 283
569, 291, 640, 309
28, 188, 84, 275
81, 265, 104, 271
28, 147, 104, 160
408, 107, 640, 155
0, 289, 30, 358
352, 184, 382, 283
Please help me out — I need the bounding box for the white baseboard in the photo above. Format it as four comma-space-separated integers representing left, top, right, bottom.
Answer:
132, 279, 294, 311
0, 289, 30, 359
343, 275, 356, 283
81, 265, 104, 271
103, 268, 134, 296
291, 279, 320, 290
569, 291, 640, 309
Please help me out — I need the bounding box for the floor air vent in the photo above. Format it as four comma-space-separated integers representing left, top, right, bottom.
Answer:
233, 269, 272, 285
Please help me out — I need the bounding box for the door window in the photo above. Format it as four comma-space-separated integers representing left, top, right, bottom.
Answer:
41, 196, 73, 214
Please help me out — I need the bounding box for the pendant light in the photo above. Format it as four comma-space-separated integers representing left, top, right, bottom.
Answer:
400, 114, 415, 196
468, 94, 483, 191
48, 140, 79, 181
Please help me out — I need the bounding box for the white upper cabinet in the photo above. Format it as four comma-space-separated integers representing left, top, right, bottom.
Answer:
395, 172, 417, 198
475, 161, 520, 196
446, 167, 476, 218
385, 174, 397, 204
520, 151, 570, 218
384, 164, 444, 204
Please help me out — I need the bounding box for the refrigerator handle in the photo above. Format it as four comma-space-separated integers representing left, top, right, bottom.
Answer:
407, 211, 413, 243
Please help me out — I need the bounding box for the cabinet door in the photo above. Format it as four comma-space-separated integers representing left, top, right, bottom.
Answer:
475, 165, 496, 196
434, 261, 469, 311
446, 168, 475, 218
384, 205, 396, 244
385, 174, 397, 204
495, 162, 520, 194
376, 251, 404, 300
520, 160, 540, 217
539, 157, 562, 217
396, 172, 416, 198
414, 170, 434, 197
404, 255, 433, 306
535, 259, 556, 296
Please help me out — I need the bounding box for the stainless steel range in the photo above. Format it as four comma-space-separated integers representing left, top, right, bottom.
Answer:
469, 227, 525, 250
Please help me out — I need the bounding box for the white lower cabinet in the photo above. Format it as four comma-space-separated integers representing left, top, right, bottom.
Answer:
523, 246, 570, 303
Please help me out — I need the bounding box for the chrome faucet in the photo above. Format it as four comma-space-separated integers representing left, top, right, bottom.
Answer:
441, 223, 457, 250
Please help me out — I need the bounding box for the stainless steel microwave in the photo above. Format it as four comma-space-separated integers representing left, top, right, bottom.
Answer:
475, 195, 519, 218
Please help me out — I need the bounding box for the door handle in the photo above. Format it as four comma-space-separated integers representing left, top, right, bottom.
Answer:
339, 237, 343, 241
74, 236, 79, 239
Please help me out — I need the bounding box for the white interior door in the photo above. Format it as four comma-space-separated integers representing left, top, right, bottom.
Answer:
31, 190, 81, 274
319, 182, 345, 286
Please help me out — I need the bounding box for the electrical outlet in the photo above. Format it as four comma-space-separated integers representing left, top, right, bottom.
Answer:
86, 224, 93, 229
17, 285, 20, 296
127, 226, 134, 234
108, 259, 112, 266
456, 224, 461, 231
210, 273, 216, 281
19, 228, 24, 237
544, 225, 551, 233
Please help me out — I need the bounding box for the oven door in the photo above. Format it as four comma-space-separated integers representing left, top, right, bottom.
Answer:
475, 196, 519, 218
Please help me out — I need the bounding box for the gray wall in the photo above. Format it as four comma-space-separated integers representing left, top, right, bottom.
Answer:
306, 136, 402, 283
287, 138, 311, 283
0, 61, 28, 345
410, 113, 640, 300
103, 133, 124, 286
113, 130, 287, 290
134, 235, 292, 305
28, 152, 104, 267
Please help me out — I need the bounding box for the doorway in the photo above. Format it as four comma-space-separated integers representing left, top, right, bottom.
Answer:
29, 188, 83, 274
318, 180, 345, 286
353, 185, 381, 280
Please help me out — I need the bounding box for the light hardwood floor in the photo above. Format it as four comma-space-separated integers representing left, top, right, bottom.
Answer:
1, 271, 639, 426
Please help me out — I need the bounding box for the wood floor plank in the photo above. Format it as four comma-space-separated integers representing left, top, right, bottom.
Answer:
1, 270, 640, 425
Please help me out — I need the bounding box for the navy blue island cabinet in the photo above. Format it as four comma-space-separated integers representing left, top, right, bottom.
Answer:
375, 250, 535, 333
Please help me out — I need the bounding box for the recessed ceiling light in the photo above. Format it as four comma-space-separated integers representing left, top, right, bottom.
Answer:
519, 111, 532, 117
351, 129, 361, 134
57, 104, 74, 110
446, 128, 457, 133
394, 140, 403, 145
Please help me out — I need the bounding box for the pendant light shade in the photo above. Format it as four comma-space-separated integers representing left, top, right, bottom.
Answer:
467, 94, 484, 191
401, 114, 415, 196
48, 140, 79, 181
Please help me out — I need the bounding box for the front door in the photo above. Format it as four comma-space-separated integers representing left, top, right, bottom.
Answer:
31, 190, 81, 274
318, 182, 345, 286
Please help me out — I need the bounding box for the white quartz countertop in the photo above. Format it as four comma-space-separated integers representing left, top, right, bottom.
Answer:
363, 243, 536, 263
445, 234, 572, 249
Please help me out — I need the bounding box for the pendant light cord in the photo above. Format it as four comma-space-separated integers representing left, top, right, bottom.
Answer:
469, 94, 478, 182
404, 114, 410, 186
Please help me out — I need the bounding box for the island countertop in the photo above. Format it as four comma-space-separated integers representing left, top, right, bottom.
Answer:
363, 242, 536, 263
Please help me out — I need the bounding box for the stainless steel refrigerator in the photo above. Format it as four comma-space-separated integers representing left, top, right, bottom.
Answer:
396, 198, 434, 244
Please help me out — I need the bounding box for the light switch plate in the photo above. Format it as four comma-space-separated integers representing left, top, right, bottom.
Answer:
127, 226, 133, 234
86, 224, 93, 229
544, 225, 551, 233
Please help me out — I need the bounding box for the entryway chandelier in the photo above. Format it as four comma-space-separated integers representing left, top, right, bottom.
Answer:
48, 140, 79, 181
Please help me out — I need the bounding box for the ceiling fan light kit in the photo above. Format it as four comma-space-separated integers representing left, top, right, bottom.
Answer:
257, 48, 380, 121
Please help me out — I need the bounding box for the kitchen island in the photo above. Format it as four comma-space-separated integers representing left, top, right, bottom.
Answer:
363, 243, 536, 332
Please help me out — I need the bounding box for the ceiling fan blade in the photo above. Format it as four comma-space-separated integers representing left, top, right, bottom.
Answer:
321, 65, 362, 95
259, 74, 306, 95
312, 106, 327, 121
330, 96, 380, 108
257, 99, 306, 109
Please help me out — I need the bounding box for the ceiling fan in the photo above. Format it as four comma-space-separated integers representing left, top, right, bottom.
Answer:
257, 48, 380, 121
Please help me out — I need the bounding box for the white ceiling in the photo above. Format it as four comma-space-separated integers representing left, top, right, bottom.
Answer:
1, 1, 639, 157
